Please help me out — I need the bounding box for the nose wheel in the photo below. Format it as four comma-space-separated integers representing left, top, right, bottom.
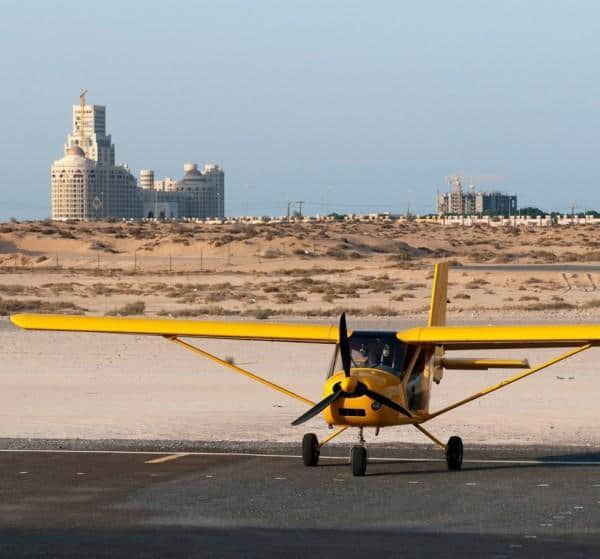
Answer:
351, 445, 367, 476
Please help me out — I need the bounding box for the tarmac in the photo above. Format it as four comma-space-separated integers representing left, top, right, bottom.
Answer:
0, 440, 599, 558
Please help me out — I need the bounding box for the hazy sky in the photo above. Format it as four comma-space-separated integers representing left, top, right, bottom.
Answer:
1, 0, 599, 220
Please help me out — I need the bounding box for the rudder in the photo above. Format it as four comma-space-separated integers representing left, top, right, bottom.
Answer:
428, 262, 448, 327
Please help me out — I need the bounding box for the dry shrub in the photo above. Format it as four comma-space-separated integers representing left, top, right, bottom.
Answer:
263, 249, 282, 259
254, 308, 273, 319
105, 301, 145, 316
508, 302, 575, 311
0, 298, 85, 315
404, 283, 426, 291
274, 292, 306, 304
89, 241, 120, 253
263, 285, 280, 293
205, 290, 232, 302
518, 295, 540, 302
453, 293, 471, 300
157, 306, 237, 317
465, 278, 489, 289
325, 248, 348, 260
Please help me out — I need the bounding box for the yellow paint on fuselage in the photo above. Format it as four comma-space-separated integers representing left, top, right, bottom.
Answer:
321, 369, 411, 427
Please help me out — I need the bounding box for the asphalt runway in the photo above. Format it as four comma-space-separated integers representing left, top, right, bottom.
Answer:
0, 442, 599, 558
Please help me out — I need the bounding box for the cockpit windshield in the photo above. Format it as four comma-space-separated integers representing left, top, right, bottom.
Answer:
330, 332, 406, 377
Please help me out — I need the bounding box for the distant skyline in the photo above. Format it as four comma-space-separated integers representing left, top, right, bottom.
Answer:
1, 0, 600, 221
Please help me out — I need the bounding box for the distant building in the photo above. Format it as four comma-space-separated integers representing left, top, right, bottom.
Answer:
140, 163, 224, 219
475, 191, 517, 215
436, 176, 517, 216
52, 93, 141, 220
51, 92, 225, 221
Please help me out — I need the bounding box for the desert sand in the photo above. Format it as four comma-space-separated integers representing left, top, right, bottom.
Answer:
1, 220, 600, 447
3, 220, 600, 319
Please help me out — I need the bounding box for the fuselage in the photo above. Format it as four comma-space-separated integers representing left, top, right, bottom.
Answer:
321, 368, 416, 427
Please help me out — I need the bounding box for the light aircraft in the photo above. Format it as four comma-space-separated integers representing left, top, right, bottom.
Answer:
10, 262, 600, 476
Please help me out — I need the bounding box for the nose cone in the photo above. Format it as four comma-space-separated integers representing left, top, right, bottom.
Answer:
341, 376, 359, 393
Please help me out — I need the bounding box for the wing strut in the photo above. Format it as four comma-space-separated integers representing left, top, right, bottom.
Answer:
165, 336, 315, 407
421, 343, 591, 422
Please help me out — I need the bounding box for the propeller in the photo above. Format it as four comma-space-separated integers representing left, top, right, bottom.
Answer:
291, 386, 344, 426
363, 389, 412, 418
339, 312, 351, 377
290, 313, 413, 426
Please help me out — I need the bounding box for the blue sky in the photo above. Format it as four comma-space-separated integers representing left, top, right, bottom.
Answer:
1, 0, 599, 219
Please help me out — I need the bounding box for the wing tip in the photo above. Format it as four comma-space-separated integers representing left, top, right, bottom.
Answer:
9, 314, 27, 328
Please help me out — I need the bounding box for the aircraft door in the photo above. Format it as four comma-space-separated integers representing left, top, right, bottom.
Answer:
406, 349, 433, 413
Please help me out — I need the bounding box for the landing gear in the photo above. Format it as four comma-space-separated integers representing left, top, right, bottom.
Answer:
351, 445, 368, 476
302, 433, 320, 466
446, 435, 463, 470
350, 427, 367, 476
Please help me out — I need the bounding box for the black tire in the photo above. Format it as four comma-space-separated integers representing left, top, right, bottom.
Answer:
446, 436, 463, 471
351, 445, 368, 477
302, 433, 320, 467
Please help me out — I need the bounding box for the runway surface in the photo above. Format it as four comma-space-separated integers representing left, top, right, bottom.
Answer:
0, 441, 599, 558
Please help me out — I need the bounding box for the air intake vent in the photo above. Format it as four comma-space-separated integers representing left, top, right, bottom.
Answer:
338, 408, 366, 417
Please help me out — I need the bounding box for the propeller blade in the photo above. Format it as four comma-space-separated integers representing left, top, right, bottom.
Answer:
364, 389, 413, 418
339, 312, 351, 377
291, 389, 344, 426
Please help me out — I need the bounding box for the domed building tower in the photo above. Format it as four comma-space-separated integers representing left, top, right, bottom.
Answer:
51, 146, 98, 220
50, 91, 141, 220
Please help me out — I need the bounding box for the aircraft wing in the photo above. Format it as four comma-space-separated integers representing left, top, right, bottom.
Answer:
398, 324, 600, 349
10, 314, 339, 344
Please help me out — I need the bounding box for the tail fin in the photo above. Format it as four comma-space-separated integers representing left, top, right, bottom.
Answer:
428, 262, 448, 327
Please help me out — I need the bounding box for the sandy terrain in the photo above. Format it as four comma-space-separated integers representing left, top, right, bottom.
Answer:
1, 316, 598, 447
1, 220, 600, 447
3, 220, 600, 319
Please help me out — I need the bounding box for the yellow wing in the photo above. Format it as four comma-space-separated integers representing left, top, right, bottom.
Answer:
10, 314, 339, 344
398, 324, 600, 349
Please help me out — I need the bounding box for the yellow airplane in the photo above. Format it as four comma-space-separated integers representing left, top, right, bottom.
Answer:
9, 262, 600, 476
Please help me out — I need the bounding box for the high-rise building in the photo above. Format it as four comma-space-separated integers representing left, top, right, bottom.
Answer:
52, 92, 139, 220
66, 100, 115, 165
51, 93, 225, 221
475, 192, 517, 215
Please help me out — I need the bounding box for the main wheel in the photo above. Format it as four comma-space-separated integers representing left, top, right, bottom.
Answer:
302, 433, 320, 467
446, 435, 463, 470
351, 445, 368, 477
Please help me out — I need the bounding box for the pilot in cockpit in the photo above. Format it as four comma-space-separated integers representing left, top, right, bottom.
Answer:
351, 344, 369, 368
374, 343, 396, 374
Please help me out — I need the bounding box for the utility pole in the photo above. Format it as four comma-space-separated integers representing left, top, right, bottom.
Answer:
297, 201, 304, 218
